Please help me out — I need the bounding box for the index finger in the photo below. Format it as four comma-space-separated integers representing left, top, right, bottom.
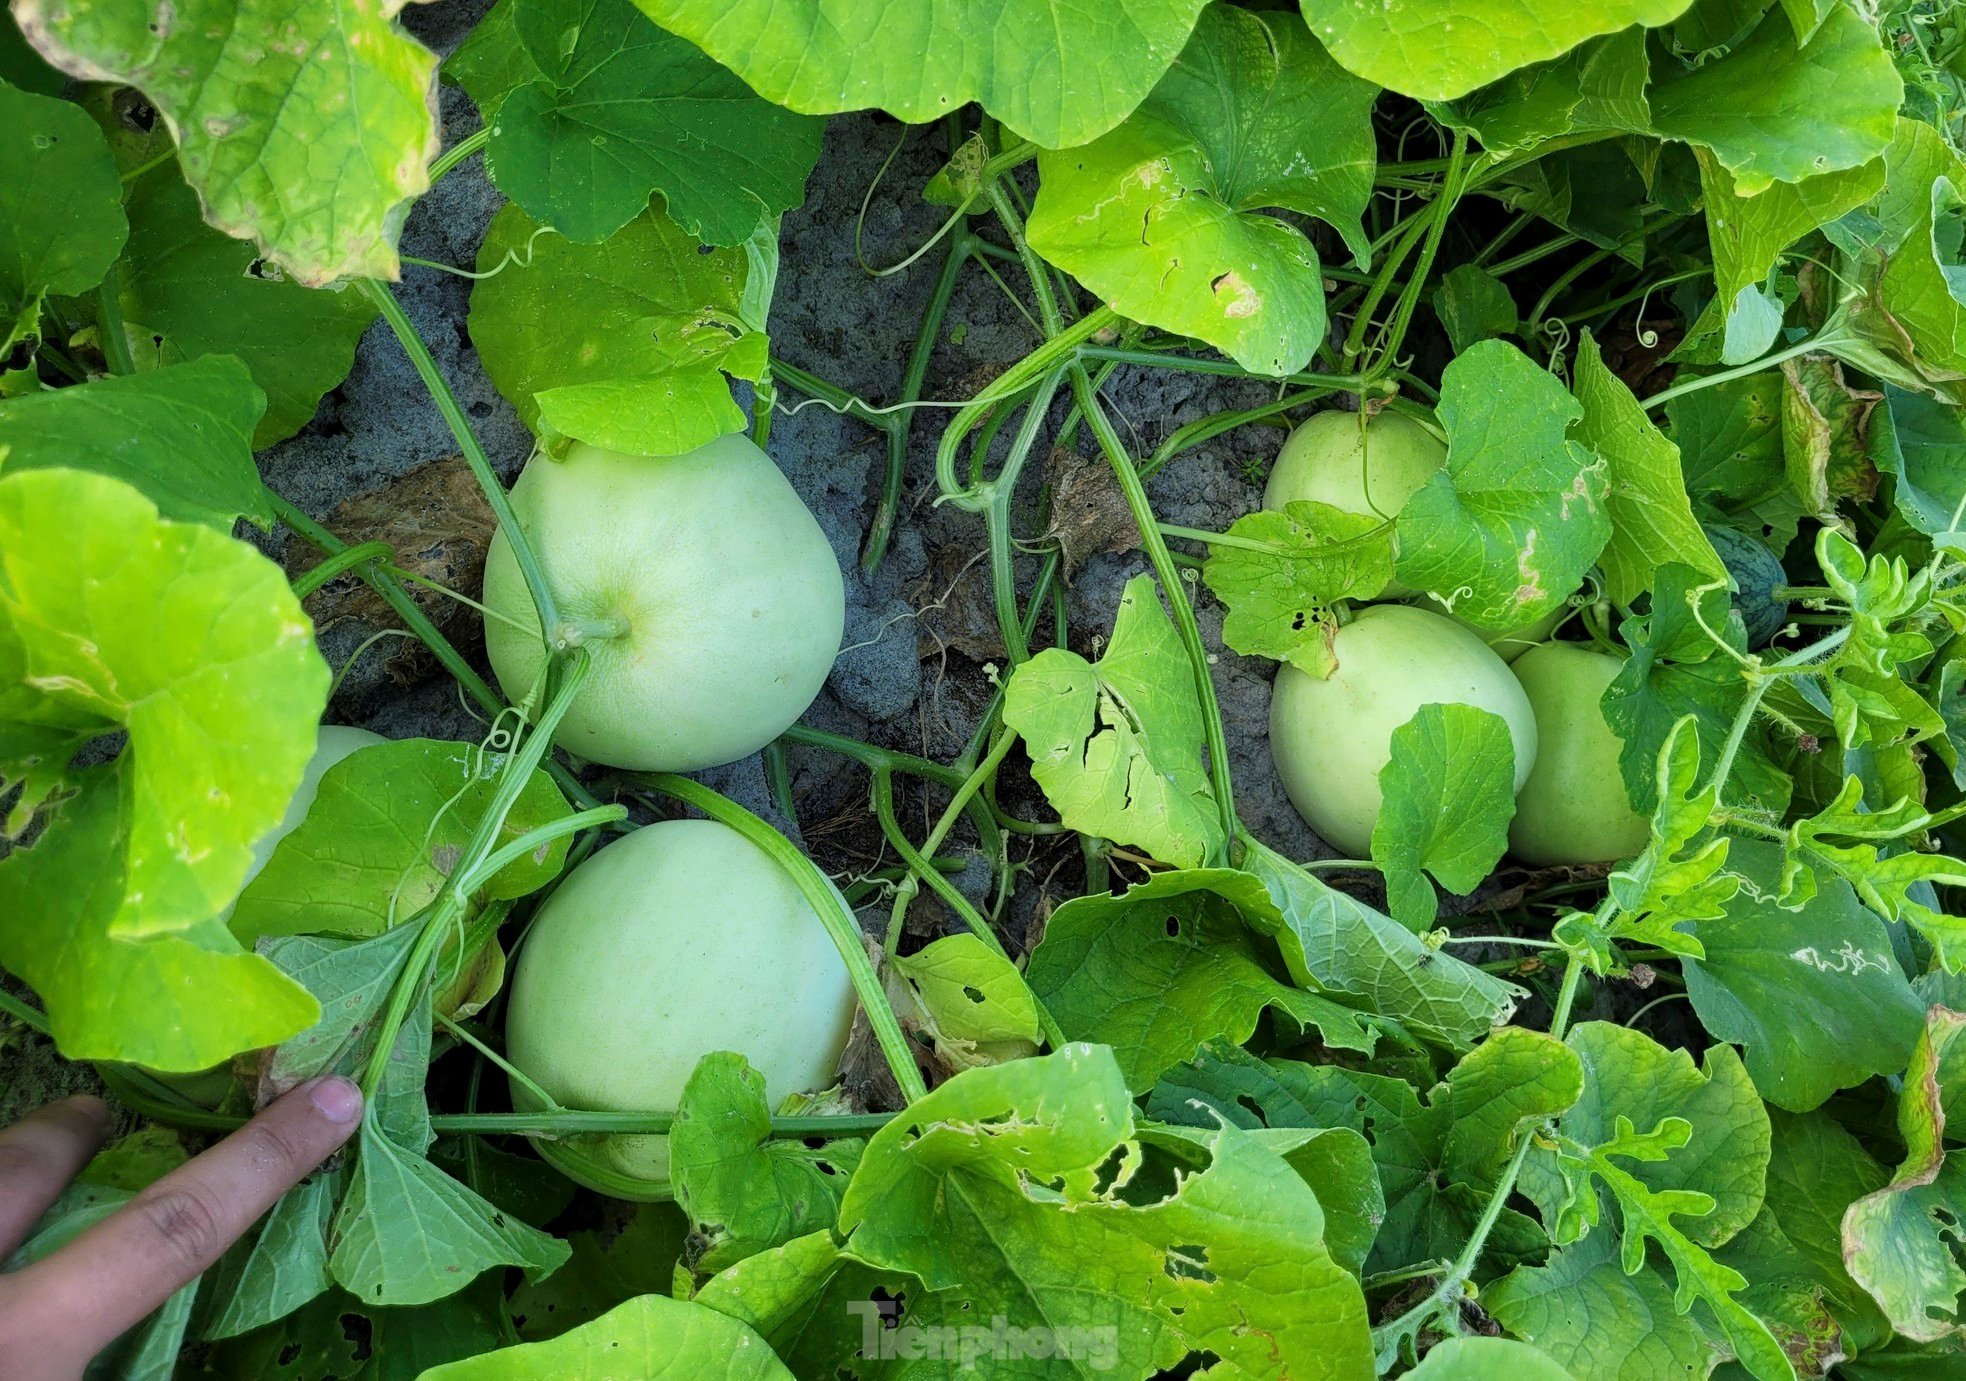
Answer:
4, 1076, 362, 1357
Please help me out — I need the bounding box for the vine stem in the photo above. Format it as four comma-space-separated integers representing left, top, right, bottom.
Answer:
429, 127, 491, 184
290, 540, 394, 599
1072, 366, 1239, 857
633, 773, 930, 1105
361, 653, 593, 1099
1370, 950, 1585, 1360
357, 279, 563, 647
1638, 332, 1851, 411
95, 284, 136, 376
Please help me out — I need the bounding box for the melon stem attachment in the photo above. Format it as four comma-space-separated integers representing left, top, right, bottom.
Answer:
550, 614, 629, 652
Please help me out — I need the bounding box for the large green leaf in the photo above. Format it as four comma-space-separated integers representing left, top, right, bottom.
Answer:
1405, 1337, 1578, 1379
1025, 869, 1374, 1093
1698, 149, 1884, 307
0, 467, 328, 936
1876, 383, 1966, 536
15, 0, 440, 284
422, 1293, 794, 1379
0, 763, 318, 1069
1393, 339, 1611, 629
330, 1122, 569, 1309
0, 355, 269, 528
1572, 333, 1727, 605
469, 202, 765, 455
229, 737, 572, 945
0, 80, 124, 352
114, 158, 376, 448
1604, 562, 1789, 815
1370, 703, 1516, 929
1525, 1021, 1770, 1247
1240, 833, 1522, 1050
1298, 0, 1689, 101
1759, 1110, 1892, 1348
451, 0, 821, 246
837, 1045, 1377, 1378
631, 0, 1210, 150
1843, 1006, 1966, 1342
1647, 6, 1903, 194
1027, 4, 1376, 377
1200, 501, 1394, 675
1682, 841, 1923, 1113
1489, 1232, 1718, 1380
669, 1052, 860, 1274
1003, 574, 1223, 868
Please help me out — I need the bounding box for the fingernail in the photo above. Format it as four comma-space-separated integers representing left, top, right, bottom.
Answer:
307, 1076, 363, 1124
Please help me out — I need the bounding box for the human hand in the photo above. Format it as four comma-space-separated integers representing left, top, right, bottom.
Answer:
0, 1078, 363, 1379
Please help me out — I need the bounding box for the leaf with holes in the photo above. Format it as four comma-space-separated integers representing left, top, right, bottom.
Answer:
1028, 4, 1377, 376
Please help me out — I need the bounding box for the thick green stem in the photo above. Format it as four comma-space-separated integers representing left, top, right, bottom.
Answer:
291, 541, 394, 600
1071, 367, 1239, 859
634, 773, 929, 1105
429, 127, 491, 184
94, 283, 135, 376
358, 279, 562, 645
1639, 333, 1849, 412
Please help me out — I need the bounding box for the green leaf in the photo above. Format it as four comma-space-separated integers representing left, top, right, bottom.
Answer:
204, 1169, 343, 1340
1573, 1118, 1795, 1381
670, 1052, 860, 1275
1240, 833, 1523, 1050
1003, 574, 1222, 868
1782, 776, 1966, 969
1874, 123, 1966, 377
1442, 1026, 1585, 1193
0, 80, 125, 351
1601, 717, 1738, 958
1667, 370, 1803, 548
1027, 4, 1375, 377
691, 1232, 898, 1374
1573, 333, 1727, 605
0, 764, 317, 1069
1370, 703, 1517, 929
1698, 148, 1884, 306
1759, 1110, 1893, 1348
0, 467, 328, 935
1810, 527, 1943, 752
1025, 869, 1375, 1093
421, 1292, 794, 1380
1842, 1006, 1966, 1342
1405, 1336, 1579, 1379
453, 0, 822, 246
630, 0, 1210, 150
1393, 340, 1612, 630
0, 355, 270, 528
891, 933, 1042, 1053
1298, 0, 1690, 101
1489, 1232, 1718, 1380
1604, 562, 1789, 815
14, 0, 440, 285
330, 1122, 569, 1308
113, 158, 376, 448
259, 924, 434, 1154
1202, 501, 1394, 675
229, 737, 572, 945
507, 1201, 686, 1342
1141, 1044, 1384, 1274
1531, 1022, 1771, 1247
469, 202, 764, 455
1682, 840, 1924, 1113
1432, 263, 1519, 354
1648, 6, 1903, 195
1876, 383, 1966, 537
837, 1044, 1377, 1378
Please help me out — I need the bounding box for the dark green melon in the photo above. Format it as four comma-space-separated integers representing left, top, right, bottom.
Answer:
1704, 524, 1789, 649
